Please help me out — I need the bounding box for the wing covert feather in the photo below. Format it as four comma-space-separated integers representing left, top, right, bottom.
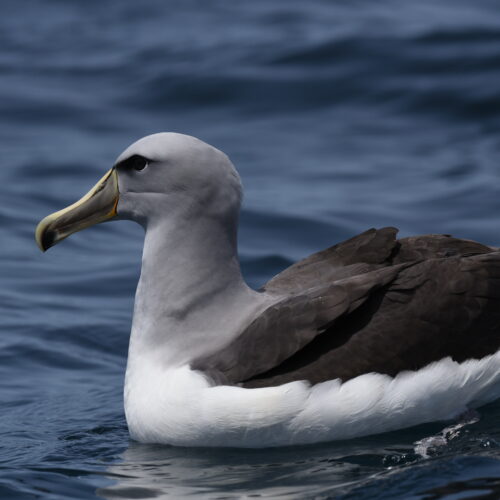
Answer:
192, 262, 413, 383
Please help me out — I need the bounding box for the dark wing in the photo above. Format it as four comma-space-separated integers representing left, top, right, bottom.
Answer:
244, 252, 500, 388
193, 227, 499, 387
192, 262, 414, 383
261, 228, 492, 295
393, 234, 493, 263
261, 227, 399, 294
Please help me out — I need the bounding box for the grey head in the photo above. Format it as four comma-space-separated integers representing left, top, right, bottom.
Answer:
35, 132, 243, 250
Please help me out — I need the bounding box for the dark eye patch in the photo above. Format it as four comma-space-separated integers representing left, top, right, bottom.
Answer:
116, 154, 150, 172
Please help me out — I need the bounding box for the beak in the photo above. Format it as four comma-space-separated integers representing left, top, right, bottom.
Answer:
35, 168, 119, 252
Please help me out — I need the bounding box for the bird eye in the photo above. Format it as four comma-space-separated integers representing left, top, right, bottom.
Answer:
130, 156, 149, 172
116, 154, 150, 172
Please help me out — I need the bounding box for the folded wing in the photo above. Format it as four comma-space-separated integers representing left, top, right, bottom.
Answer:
192, 228, 500, 387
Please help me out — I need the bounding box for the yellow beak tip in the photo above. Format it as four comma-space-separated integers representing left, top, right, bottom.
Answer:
34, 168, 119, 253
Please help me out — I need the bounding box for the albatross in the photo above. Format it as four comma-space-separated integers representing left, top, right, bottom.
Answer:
35, 133, 500, 447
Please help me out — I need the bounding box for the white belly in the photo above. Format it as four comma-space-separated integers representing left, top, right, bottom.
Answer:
124, 350, 500, 448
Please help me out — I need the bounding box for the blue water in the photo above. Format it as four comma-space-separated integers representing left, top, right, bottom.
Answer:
1, 0, 500, 498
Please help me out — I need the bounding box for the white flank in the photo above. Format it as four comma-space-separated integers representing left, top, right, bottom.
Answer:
124, 349, 500, 448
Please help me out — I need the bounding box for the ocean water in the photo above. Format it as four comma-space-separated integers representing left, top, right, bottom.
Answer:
1, 0, 500, 498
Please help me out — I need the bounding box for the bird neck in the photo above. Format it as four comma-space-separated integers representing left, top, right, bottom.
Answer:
127, 213, 264, 370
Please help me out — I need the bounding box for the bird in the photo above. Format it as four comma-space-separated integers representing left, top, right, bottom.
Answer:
35, 132, 500, 448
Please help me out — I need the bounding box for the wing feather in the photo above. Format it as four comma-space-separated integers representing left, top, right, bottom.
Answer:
193, 228, 500, 387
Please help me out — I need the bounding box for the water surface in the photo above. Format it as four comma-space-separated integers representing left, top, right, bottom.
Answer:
1, 1, 500, 498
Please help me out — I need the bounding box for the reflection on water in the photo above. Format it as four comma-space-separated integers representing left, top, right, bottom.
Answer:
99, 439, 400, 499
97, 406, 500, 499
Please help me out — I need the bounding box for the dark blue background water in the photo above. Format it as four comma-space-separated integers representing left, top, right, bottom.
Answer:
1, 1, 500, 498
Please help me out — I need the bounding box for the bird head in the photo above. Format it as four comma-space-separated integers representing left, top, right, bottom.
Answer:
35, 133, 242, 251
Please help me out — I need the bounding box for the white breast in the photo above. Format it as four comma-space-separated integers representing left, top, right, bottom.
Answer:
124, 350, 500, 448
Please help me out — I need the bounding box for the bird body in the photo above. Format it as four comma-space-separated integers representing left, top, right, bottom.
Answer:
36, 133, 500, 447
